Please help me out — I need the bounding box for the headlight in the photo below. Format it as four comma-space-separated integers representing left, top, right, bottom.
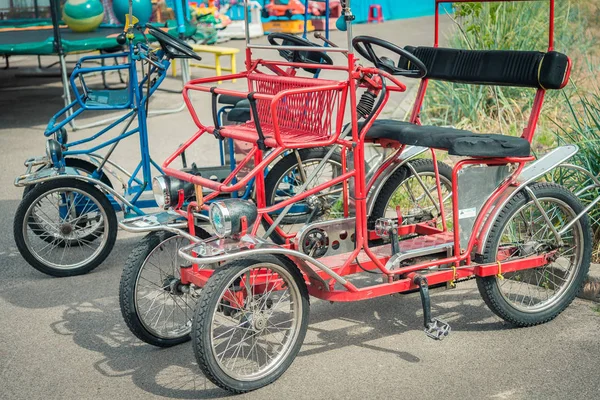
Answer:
152, 176, 169, 209
152, 175, 190, 210
45, 139, 63, 165
209, 200, 258, 238
56, 127, 68, 145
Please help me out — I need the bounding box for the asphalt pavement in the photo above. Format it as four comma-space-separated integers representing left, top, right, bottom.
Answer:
1, 16, 599, 400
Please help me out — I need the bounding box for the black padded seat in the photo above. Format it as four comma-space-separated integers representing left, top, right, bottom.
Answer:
219, 94, 245, 106
227, 99, 251, 123
361, 120, 530, 158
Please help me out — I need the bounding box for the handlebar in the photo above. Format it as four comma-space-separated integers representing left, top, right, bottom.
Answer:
314, 32, 339, 49
359, 67, 407, 92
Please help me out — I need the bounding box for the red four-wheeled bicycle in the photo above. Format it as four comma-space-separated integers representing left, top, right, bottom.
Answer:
119, 0, 591, 393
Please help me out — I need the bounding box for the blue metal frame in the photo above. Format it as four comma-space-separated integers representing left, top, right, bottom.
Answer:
41, 37, 258, 218
42, 40, 169, 217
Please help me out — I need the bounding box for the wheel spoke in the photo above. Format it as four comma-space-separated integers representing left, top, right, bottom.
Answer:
207, 262, 303, 382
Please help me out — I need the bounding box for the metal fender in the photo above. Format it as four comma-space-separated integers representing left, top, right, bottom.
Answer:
475, 145, 579, 255
15, 169, 130, 212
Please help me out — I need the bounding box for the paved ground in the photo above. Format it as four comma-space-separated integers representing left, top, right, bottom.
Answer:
1, 16, 600, 400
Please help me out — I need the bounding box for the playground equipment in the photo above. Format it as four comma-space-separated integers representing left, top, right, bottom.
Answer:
62, 0, 105, 32
219, 0, 264, 40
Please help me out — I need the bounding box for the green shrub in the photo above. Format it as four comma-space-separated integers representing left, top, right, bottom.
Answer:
421, 0, 588, 148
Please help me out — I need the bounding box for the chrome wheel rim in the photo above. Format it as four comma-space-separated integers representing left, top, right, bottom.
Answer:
210, 263, 302, 381
495, 197, 583, 313
22, 186, 109, 270
134, 235, 196, 339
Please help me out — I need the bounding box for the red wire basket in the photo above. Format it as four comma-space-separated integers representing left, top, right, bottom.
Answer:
190, 73, 349, 149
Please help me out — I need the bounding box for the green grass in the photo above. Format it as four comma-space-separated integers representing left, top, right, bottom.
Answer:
421, 0, 589, 148
550, 88, 600, 257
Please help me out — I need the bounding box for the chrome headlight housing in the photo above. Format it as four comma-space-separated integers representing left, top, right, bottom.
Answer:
152, 175, 189, 210
45, 139, 63, 166
152, 176, 170, 209
209, 200, 258, 238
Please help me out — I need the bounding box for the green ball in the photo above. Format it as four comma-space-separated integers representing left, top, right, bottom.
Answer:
63, 0, 105, 33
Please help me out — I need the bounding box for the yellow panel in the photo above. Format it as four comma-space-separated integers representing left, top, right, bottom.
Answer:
262, 20, 314, 34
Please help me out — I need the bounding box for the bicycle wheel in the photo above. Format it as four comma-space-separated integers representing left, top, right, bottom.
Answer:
263, 148, 343, 244
369, 159, 453, 230
192, 255, 309, 393
13, 178, 117, 277
120, 229, 211, 347
24, 158, 114, 246
476, 182, 591, 326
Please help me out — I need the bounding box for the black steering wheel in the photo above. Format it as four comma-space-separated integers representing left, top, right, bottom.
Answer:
352, 36, 427, 78
145, 24, 202, 61
267, 33, 333, 74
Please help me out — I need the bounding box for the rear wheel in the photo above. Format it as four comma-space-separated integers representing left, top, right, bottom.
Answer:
119, 229, 211, 347
192, 255, 309, 393
263, 148, 343, 244
369, 159, 453, 230
13, 178, 117, 277
476, 183, 591, 326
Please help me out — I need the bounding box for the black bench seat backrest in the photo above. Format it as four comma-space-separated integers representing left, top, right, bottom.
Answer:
399, 46, 570, 90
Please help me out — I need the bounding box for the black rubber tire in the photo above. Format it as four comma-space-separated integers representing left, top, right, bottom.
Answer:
192, 255, 309, 393
13, 178, 118, 277
476, 182, 591, 327
23, 158, 114, 246
120, 228, 211, 347
263, 148, 342, 244
368, 158, 453, 229
22, 157, 113, 198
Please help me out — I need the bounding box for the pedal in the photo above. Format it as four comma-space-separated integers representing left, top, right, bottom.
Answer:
424, 318, 451, 340
374, 218, 400, 255
414, 275, 451, 341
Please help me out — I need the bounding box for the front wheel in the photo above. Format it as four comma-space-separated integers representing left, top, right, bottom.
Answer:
476, 182, 591, 326
119, 229, 211, 347
192, 255, 309, 393
13, 178, 117, 277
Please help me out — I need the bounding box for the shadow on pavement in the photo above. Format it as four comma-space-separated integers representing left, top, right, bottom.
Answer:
46, 284, 504, 398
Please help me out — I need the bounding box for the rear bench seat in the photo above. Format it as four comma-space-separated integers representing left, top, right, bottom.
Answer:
360, 46, 570, 158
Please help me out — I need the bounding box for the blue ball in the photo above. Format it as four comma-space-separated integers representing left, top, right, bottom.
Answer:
112, 0, 153, 26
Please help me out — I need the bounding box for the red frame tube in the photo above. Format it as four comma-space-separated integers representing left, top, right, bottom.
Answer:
169, 1, 560, 302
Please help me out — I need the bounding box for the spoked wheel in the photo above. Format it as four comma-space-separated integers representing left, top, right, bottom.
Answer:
263, 148, 343, 244
13, 178, 117, 277
192, 255, 309, 393
477, 183, 591, 326
119, 229, 210, 347
369, 159, 453, 230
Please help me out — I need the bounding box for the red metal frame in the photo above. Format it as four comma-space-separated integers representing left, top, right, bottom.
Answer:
161, 0, 563, 303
